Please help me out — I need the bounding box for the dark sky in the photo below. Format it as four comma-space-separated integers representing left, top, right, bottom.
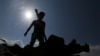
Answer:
0, 0, 100, 46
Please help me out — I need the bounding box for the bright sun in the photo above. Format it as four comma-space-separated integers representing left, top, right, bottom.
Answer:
24, 10, 33, 20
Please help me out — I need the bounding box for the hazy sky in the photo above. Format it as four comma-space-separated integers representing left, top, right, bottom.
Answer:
0, 0, 100, 46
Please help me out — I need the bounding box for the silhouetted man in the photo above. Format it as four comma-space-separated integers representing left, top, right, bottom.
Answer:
24, 9, 47, 47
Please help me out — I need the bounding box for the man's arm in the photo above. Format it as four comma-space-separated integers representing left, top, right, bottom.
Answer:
24, 22, 34, 36
44, 22, 47, 41
44, 34, 47, 42
35, 9, 39, 18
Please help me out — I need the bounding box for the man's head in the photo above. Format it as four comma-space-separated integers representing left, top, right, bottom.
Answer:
38, 12, 45, 20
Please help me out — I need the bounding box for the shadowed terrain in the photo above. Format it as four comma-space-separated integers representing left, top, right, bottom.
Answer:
0, 35, 90, 56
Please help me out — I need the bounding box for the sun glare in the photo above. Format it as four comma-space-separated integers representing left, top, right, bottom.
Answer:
22, 8, 37, 23
24, 10, 33, 20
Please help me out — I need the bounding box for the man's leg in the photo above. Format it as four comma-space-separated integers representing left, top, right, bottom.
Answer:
38, 36, 44, 47
30, 35, 36, 47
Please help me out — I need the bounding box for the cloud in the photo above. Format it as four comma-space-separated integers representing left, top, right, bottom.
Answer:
0, 37, 39, 48
33, 39, 39, 47
0, 38, 25, 48
80, 45, 100, 56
